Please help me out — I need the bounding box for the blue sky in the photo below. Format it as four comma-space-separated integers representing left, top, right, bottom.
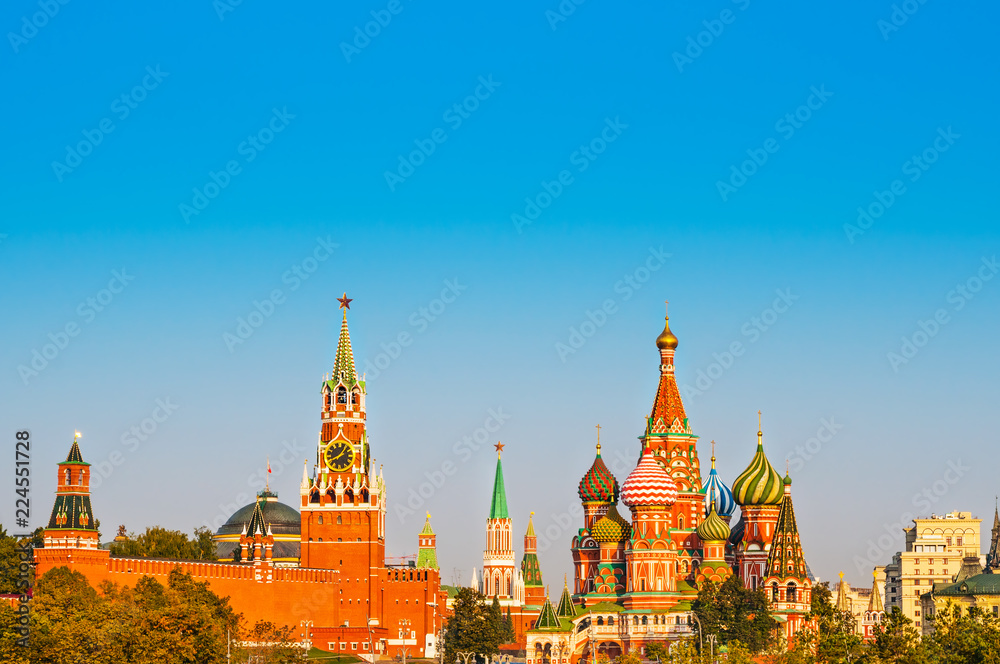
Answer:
1, 0, 998, 589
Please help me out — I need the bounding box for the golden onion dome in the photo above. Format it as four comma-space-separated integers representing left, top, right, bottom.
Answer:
696, 504, 731, 542
655, 316, 678, 350
591, 504, 631, 543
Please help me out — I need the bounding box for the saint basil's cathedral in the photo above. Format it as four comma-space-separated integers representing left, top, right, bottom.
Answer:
468, 308, 814, 661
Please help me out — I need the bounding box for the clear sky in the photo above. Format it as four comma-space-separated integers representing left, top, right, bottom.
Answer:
1, 0, 998, 590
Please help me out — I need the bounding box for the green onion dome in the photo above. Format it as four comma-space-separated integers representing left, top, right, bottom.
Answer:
578, 445, 619, 503
591, 504, 631, 543
696, 504, 731, 542
732, 434, 784, 506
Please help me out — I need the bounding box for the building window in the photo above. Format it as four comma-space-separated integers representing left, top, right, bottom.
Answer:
318, 515, 323, 525
352, 643, 358, 650
319, 538, 323, 542
946, 538, 952, 546
914, 559, 920, 565
957, 537, 963, 546
915, 611, 920, 617
340, 643, 347, 650
338, 515, 343, 524
338, 538, 343, 542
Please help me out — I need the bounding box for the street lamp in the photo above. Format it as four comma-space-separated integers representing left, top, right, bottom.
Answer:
457, 651, 477, 664
689, 612, 703, 654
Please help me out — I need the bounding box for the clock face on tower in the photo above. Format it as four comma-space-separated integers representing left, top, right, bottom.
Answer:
324, 441, 355, 472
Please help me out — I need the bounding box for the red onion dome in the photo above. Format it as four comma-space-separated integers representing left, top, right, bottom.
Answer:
578, 445, 619, 503
621, 449, 678, 507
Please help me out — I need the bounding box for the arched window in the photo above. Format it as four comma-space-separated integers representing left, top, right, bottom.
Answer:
337, 515, 343, 524
787, 583, 797, 602
607, 616, 614, 626
633, 616, 639, 626
771, 582, 779, 601
596, 617, 604, 626
641, 616, 648, 625
78, 473, 83, 485
678, 515, 685, 529
352, 389, 361, 405
65, 469, 71, 484
337, 386, 348, 403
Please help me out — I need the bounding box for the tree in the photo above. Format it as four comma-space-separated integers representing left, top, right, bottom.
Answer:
693, 576, 776, 653
921, 602, 1000, 664
867, 606, 920, 663
109, 525, 219, 560
644, 642, 669, 662
805, 582, 864, 663
445, 588, 497, 664
235, 620, 305, 663
614, 649, 642, 664
0, 526, 43, 594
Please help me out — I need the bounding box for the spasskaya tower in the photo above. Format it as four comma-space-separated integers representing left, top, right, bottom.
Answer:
299, 294, 386, 577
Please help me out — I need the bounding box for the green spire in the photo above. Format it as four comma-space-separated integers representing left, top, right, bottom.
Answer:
489, 452, 509, 520
332, 308, 357, 385
420, 512, 435, 535
534, 596, 560, 629
556, 578, 575, 617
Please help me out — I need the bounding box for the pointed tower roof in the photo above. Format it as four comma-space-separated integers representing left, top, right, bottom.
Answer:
62, 432, 89, 466
765, 478, 809, 581
525, 512, 536, 538
702, 442, 735, 518
246, 497, 268, 537
421, 512, 435, 535
332, 295, 357, 385
521, 512, 543, 588
835, 572, 851, 612
578, 437, 619, 503
534, 596, 561, 629
649, 306, 687, 426
556, 577, 575, 618
868, 570, 884, 612
988, 503, 1000, 571
489, 444, 509, 519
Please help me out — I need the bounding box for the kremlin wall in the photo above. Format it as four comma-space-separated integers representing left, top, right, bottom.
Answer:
36, 296, 916, 658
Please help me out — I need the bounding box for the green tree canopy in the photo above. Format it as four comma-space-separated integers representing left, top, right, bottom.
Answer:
693, 576, 776, 653
109, 525, 218, 561
445, 587, 500, 664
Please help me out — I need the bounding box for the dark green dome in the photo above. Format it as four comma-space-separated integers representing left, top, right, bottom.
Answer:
216, 495, 301, 537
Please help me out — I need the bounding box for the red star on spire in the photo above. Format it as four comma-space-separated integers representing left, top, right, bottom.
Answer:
494, 441, 505, 455
337, 293, 353, 310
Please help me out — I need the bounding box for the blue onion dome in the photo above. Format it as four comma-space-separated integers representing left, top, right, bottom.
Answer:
732, 425, 783, 506
591, 504, 631, 543
702, 453, 735, 518
696, 504, 731, 542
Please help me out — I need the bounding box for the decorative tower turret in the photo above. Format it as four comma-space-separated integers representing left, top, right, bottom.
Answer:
621, 445, 681, 609
521, 513, 545, 606
695, 504, 732, 587
731, 413, 784, 590
35, 433, 111, 578
417, 513, 438, 569
573, 434, 619, 596
986, 504, 1000, 572
702, 441, 735, 524
762, 473, 812, 642
483, 443, 520, 603
641, 304, 703, 576
862, 569, 886, 641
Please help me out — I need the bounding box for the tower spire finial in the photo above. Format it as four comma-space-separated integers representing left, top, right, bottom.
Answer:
494, 441, 505, 458
757, 410, 763, 446
711, 439, 716, 466
595, 424, 601, 453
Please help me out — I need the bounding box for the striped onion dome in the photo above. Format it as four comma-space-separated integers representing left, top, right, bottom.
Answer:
696, 504, 731, 542
578, 445, 619, 503
702, 455, 735, 518
591, 504, 631, 543
621, 449, 678, 508
732, 429, 783, 506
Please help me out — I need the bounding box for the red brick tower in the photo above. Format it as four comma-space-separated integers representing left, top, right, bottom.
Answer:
300, 295, 386, 623
35, 434, 110, 578
481, 443, 520, 603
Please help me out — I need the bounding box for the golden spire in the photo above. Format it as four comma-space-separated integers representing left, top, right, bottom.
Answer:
711, 440, 716, 467
757, 411, 763, 446
595, 424, 601, 453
